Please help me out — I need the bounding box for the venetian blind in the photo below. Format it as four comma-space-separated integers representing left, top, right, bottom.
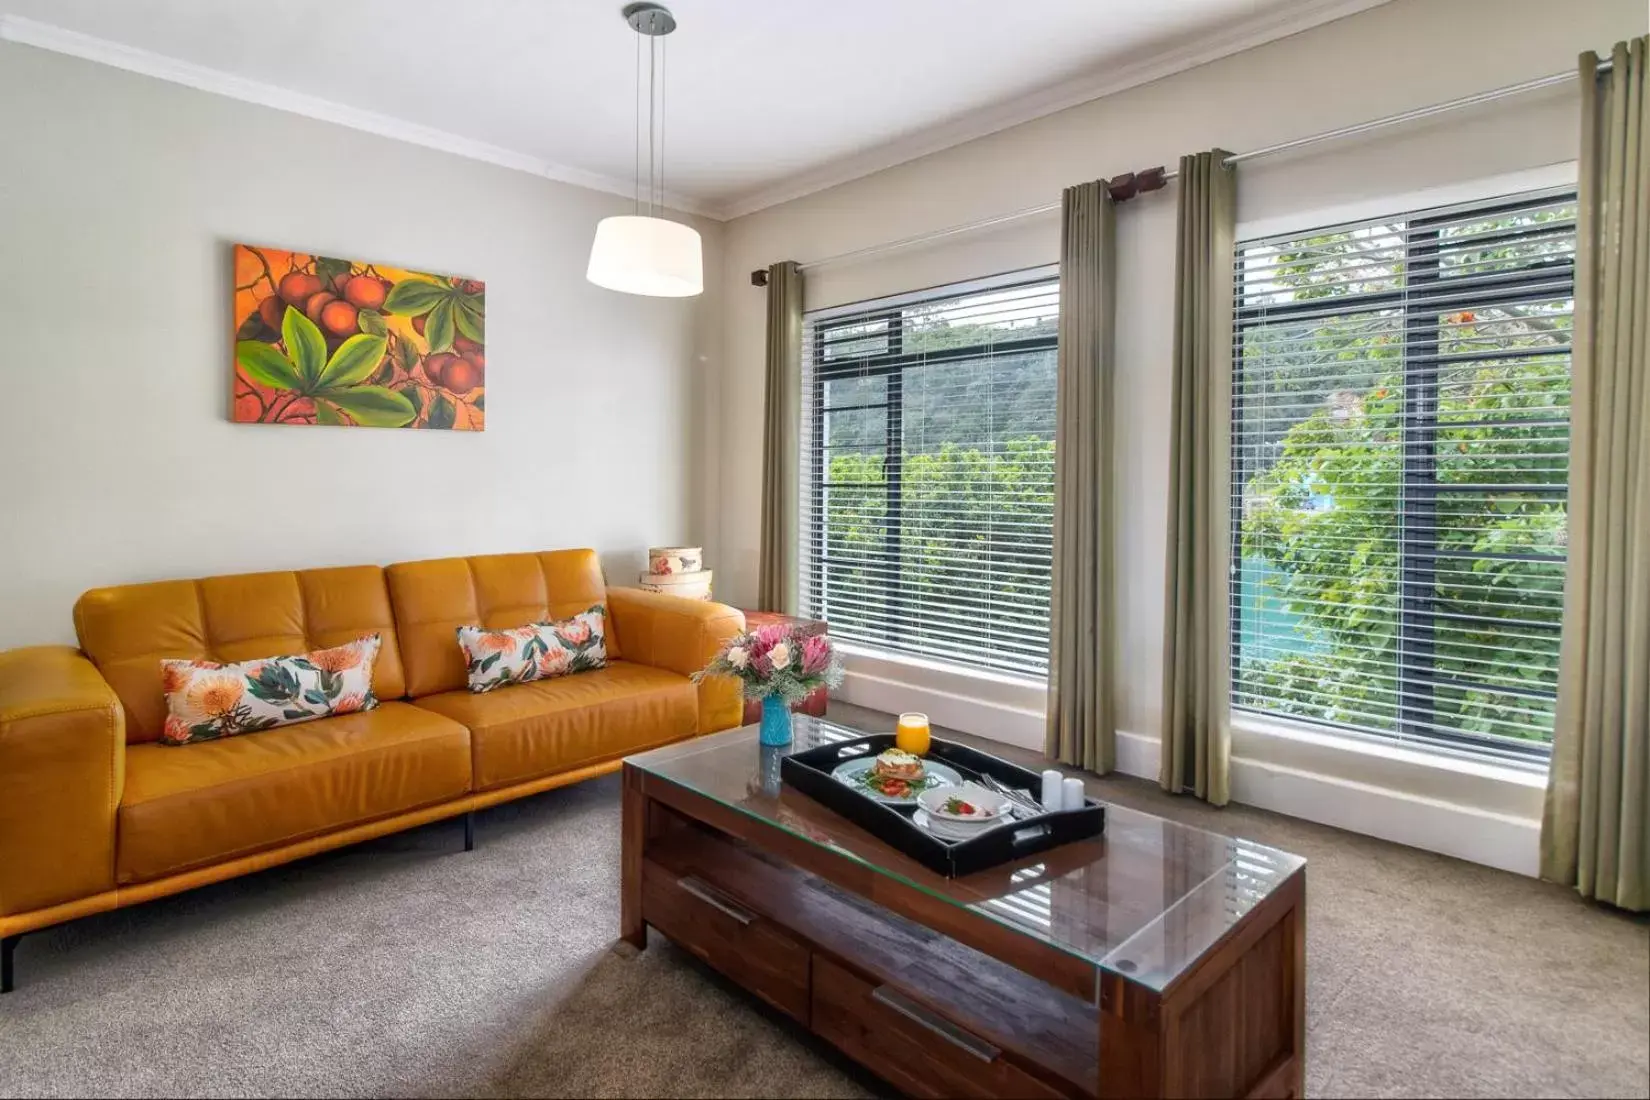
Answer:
1230, 188, 1576, 762
799, 268, 1059, 676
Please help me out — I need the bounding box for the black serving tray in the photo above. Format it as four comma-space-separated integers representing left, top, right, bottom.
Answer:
780, 734, 1105, 878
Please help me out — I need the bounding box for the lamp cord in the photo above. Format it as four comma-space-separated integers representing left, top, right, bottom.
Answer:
633, 27, 641, 215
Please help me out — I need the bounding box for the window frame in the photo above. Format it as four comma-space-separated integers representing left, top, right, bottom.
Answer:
802, 272, 1060, 677
1229, 189, 1576, 766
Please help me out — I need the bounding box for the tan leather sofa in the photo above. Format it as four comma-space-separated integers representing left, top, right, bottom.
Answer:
0, 549, 744, 992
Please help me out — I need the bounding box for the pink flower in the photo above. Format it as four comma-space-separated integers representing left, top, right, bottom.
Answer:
753, 624, 790, 648
800, 635, 832, 676
333, 692, 366, 714
557, 618, 592, 647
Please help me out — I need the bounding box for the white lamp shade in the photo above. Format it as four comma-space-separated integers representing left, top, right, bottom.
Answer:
586, 215, 703, 297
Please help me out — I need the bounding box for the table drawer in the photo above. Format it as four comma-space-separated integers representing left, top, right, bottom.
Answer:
811, 956, 1067, 1099
641, 859, 810, 1023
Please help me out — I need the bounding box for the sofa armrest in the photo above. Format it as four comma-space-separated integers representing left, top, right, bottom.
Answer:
0, 647, 124, 918
607, 589, 746, 735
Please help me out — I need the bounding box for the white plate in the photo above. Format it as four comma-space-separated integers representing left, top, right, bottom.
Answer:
913, 809, 1010, 842
831, 756, 961, 804
917, 782, 1012, 822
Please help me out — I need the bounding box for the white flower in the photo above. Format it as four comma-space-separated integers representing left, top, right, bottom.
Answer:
727, 646, 750, 670
768, 641, 793, 670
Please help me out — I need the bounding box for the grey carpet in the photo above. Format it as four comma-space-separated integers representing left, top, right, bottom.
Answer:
0, 707, 1644, 1099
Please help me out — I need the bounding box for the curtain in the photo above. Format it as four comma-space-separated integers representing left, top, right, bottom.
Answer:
1541, 37, 1649, 912
1159, 150, 1237, 806
757, 261, 803, 614
1046, 182, 1117, 773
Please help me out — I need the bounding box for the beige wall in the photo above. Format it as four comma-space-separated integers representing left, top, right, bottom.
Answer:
0, 42, 723, 648
710, 0, 1646, 744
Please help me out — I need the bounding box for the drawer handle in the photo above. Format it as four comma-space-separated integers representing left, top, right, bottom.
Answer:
870, 986, 1001, 1063
677, 876, 756, 926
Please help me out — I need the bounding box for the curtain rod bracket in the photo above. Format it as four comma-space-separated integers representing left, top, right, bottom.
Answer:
751, 269, 770, 287
1107, 165, 1168, 202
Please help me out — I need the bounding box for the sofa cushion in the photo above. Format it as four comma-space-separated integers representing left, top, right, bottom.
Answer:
160, 633, 383, 745
412, 660, 694, 791
458, 606, 608, 693
386, 550, 620, 698
118, 701, 470, 884
76, 566, 407, 744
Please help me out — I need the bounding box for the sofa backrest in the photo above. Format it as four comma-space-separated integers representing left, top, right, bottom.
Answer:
74, 566, 407, 744
385, 549, 616, 698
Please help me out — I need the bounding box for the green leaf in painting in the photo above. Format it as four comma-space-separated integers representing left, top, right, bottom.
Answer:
235, 341, 302, 391
472, 393, 485, 411
320, 385, 417, 427
357, 308, 387, 336
315, 256, 353, 288
393, 334, 418, 374
236, 314, 269, 341
382, 278, 449, 316
427, 392, 456, 430
314, 399, 344, 425
424, 297, 456, 354
454, 299, 484, 343
281, 306, 328, 389
316, 334, 388, 390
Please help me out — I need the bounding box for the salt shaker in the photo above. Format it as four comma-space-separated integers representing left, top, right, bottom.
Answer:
1040, 768, 1064, 811
1062, 776, 1085, 810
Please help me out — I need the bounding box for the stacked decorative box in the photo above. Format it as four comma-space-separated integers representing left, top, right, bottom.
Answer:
638, 546, 713, 600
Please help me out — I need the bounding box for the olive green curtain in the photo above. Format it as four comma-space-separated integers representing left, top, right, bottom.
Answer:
1159, 150, 1237, 807
757, 261, 803, 614
1541, 38, 1650, 912
1046, 181, 1117, 773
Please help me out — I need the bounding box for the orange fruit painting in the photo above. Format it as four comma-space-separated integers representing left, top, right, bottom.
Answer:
232, 244, 485, 430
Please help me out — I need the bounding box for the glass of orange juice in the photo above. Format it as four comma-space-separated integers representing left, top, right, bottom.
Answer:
895, 711, 932, 756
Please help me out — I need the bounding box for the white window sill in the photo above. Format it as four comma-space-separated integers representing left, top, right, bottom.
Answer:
834, 641, 1047, 692
1230, 711, 1548, 788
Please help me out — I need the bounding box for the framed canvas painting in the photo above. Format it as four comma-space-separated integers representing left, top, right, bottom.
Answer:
232, 244, 485, 430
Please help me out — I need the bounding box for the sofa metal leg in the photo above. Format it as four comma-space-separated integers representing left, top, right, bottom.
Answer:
463, 811, 475, 852
1, 934, 18, 994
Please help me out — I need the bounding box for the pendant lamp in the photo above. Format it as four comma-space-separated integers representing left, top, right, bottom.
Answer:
586, 3, 703, 298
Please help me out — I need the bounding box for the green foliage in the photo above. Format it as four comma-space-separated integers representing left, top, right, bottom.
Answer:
822, 437, 1054, 669
1235, 206, 1574, 746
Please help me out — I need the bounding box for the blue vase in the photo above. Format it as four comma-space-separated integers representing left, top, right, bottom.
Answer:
759, 694, 792, 746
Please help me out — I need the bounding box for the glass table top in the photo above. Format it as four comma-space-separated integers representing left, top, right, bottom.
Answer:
629, 716, 1305, 993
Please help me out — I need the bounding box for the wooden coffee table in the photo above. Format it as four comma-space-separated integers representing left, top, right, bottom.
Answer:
621, 717, 1306, 1099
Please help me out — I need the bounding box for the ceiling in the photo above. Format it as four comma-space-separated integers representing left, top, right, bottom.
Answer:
0, 0, 1388, 217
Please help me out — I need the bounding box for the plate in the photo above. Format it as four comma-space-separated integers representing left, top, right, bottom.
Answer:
831, 756, 962, 804
913, 809, 1011, 842
917, 782, 1012, 822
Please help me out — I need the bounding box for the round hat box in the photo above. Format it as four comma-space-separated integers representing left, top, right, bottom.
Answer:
647, 546, 703, 576
638, 568, 713, 601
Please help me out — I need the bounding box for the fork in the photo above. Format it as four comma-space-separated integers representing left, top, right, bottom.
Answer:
980, 774, 1044, 817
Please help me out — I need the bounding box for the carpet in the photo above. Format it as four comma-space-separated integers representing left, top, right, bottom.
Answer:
0, 722, 1644, 1098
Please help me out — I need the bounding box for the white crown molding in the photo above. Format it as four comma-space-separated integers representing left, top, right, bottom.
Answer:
0, 14, 714, 218
710, 0, 1396, 220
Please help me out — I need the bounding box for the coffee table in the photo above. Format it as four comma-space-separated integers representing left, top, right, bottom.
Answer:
621, 717, 1306, 1099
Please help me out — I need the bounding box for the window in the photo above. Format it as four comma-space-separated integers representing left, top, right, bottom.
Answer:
800, 269, 1059, 676
1232, 188, 1576, 764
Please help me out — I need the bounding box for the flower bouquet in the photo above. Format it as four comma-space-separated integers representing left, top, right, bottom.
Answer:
694, 624, 844, 745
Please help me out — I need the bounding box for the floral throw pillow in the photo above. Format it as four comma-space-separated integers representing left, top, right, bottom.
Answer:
457, 606, 607, 693
160, 634, 382, 746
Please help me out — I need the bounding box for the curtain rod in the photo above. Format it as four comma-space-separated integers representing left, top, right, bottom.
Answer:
752, 64, 1595, 285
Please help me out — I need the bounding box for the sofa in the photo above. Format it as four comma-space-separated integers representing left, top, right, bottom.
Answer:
0, 549, 745, 992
